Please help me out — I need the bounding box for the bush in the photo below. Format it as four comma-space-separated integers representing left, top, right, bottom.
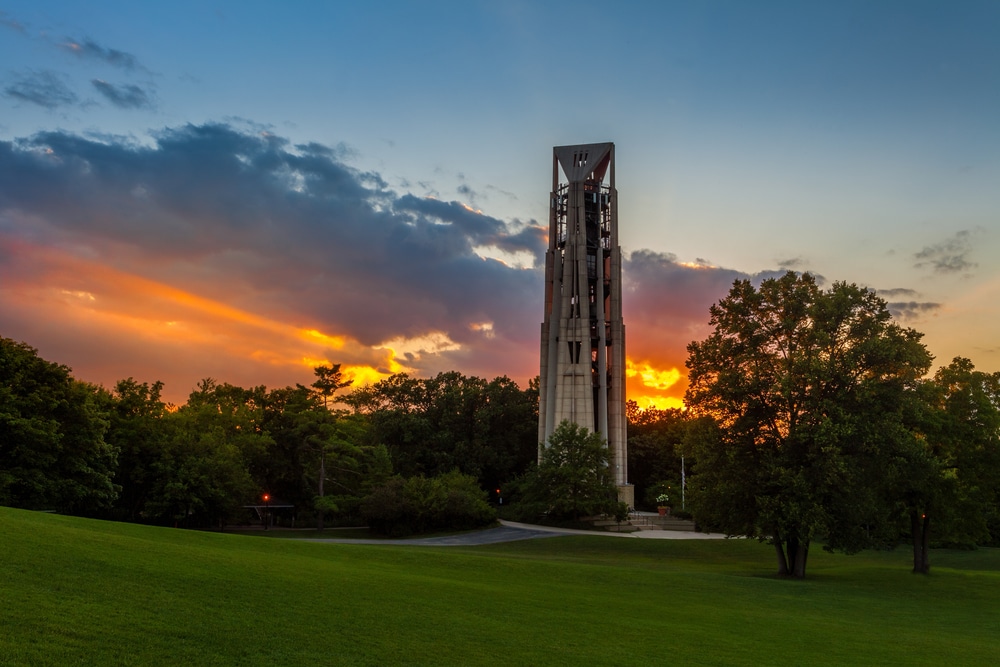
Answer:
515, 421, 620, 521
361, 471, 496, 537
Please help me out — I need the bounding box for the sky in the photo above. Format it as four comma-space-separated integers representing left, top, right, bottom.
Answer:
1, 0, 998, 408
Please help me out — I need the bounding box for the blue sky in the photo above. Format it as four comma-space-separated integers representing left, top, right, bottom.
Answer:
1, 0, 998, 405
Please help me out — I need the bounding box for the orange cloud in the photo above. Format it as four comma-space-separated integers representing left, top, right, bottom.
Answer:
625, 357, 687, 411
0, 237, 417, 402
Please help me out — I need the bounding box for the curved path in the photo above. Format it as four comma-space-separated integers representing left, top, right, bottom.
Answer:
302, 519, 725, 546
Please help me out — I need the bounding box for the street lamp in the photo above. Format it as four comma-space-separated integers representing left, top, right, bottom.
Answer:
262, 493, 270, 530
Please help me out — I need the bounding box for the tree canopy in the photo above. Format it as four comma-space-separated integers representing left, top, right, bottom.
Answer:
684, 272, 932, 577
345, 371, 537, 492
0, 337, 535, 535
1, 337, 118, 513
903, 357, 1000, 572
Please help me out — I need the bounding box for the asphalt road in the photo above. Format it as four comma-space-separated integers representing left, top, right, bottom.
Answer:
301, 520, 724, 546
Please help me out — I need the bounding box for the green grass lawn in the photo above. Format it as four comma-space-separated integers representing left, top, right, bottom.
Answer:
2, 507, 998, 666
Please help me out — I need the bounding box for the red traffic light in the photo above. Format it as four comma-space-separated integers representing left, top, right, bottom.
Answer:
263, 494, 270, 502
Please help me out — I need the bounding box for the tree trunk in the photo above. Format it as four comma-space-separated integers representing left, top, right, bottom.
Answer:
792, 540, 809, 579
786, 535, 801, 578
911, 510, 931, 574
774, 533, 809, 578
316, 451, 325, 531
919, 514, 931, 574
774, 537, 790, 577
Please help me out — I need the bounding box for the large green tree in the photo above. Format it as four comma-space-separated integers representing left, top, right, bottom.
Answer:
297, 408, 366, 529
684, 272, 931, 578
308, 365, 358, 529
903, 357, 1000, 573
0, 337, 118, 513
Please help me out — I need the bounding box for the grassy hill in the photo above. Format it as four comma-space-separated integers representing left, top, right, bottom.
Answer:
2, 507, 998, 665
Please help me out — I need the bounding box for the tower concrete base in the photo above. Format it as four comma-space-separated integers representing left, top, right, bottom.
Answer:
617, 484, 635, 509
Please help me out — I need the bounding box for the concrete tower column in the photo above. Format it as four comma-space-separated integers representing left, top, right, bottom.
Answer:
538, 142, 632, 507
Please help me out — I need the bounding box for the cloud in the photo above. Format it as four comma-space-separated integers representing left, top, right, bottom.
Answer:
457, 183, 476, 201
621, 250, 750, 406
3, 70, 78, 109
60, 38, 141, 70
393, 194, 544, 261
886, 301, 942, 321
877, 287, 919, 298
0, 123, 550, 399
0, 121, 796, 409
777, 257, 805, 269
91, 79, 155, 109
486, 184, 518, 201
0, 11, 26, 33
914, 230, 979, 274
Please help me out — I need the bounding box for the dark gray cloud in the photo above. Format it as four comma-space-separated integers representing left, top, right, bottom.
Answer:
393, 194, 543, 260
914, 230, 978, 274
887, 301, 942, 321
91, 79, 155, 109
3, 70, 78, 109
1, 121, 808, 387
61, 38, 141, 70
0, 123, 547, 377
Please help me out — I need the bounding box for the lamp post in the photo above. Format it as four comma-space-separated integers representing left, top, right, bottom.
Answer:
262, 493, 270, 530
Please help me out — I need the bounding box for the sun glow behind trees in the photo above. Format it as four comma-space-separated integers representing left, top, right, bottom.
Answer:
626, 359, 685, 410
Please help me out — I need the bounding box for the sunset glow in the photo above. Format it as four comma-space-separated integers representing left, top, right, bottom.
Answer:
377, 332, 462, 359
624, 358, 687, 411
630, 394, 686, 411
626, 359, 682, 391
1, 2, 996, 408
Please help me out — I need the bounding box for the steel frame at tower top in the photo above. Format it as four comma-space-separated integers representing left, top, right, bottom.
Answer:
538, 142, 629, 501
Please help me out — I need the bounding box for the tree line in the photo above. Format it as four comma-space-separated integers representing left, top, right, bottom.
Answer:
3, 271, 998, 577
0, 332, 680, 534
0, 338, 537, 534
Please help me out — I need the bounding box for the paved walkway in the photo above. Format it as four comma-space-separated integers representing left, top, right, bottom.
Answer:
301, 519, 725, 546
501, 519, 725, 540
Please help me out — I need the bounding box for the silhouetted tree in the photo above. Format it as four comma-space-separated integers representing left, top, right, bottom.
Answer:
312, 364, 352, 409
902, 357, 1000, 573
685, 273, 931, 578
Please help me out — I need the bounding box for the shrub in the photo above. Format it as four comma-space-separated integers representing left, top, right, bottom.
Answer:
361, 471, 496, 536
516, 421, 620, 521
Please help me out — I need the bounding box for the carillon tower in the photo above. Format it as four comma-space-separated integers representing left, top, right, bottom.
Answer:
538, 142, 630, 505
